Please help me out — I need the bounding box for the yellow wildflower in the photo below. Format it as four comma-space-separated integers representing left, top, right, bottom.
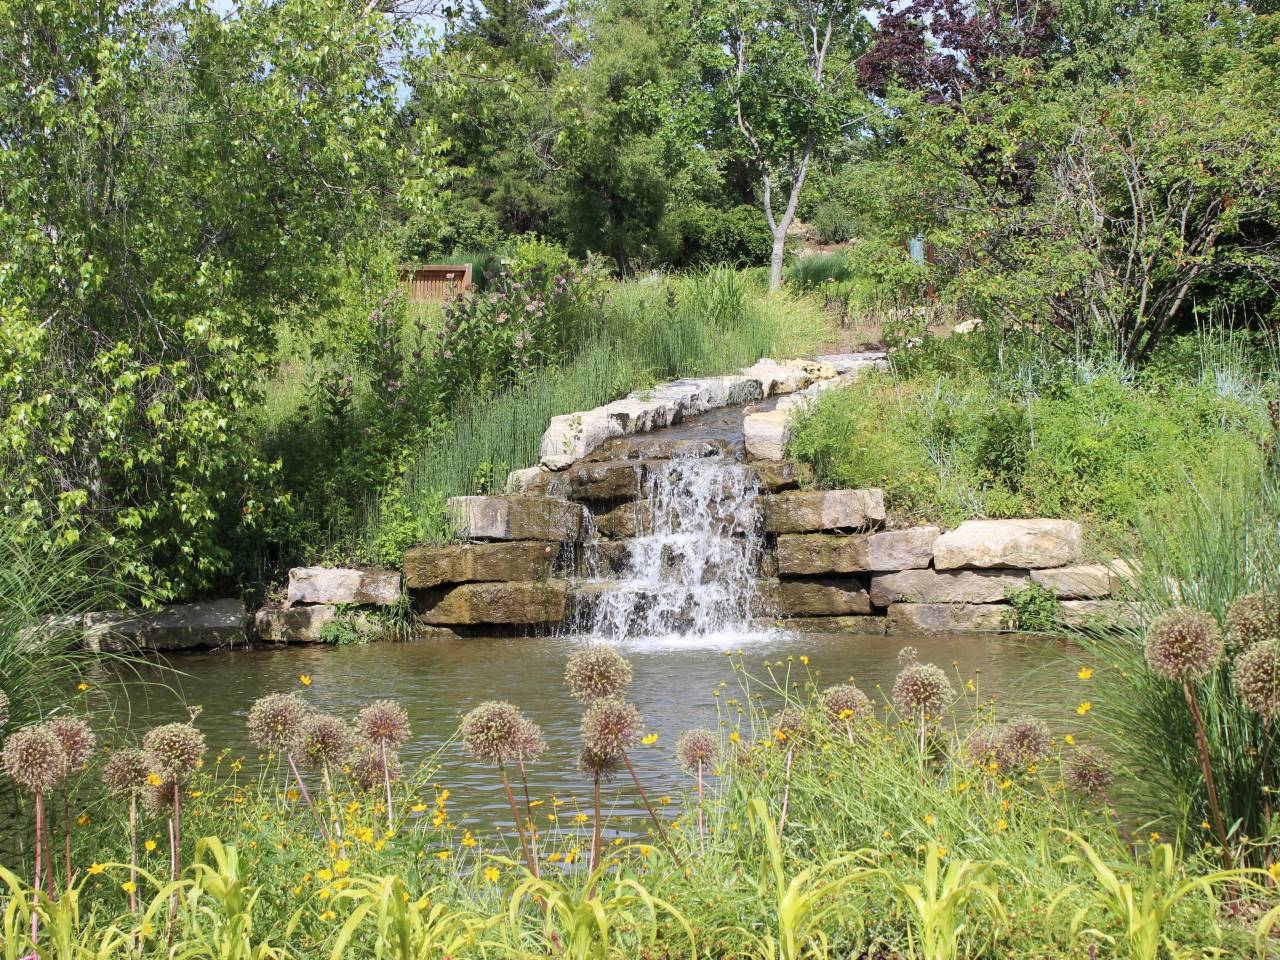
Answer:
484, 866, 501, 882
641, 733, 659, 745
144, 839, 157, 853
299, 674, 312, 686
121, 881, 137, 894
1076, 701, 1092, 715
87, 863, 105, 875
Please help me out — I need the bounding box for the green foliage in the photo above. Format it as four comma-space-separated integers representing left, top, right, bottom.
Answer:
787, 330, 1270, 538
1005, 582, 1059, 633
882, 842, 1006, 960
664, 204, 773, 269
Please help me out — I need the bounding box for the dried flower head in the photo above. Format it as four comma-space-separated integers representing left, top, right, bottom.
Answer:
577, 744, 622, 782
1225, 592, 1280, 653
355, 700, 411, 748
772, 706, 806, 744
897, 646, 920, 666
1144, 607, 1222, 681
893, 661, 954, 718
565, 645, 633, 702
48, 716, 96, 768
0, 688, 9, 727
142, 722, 206, 780
964, 728, 1000, 765
2, 725, 68, 793
580, 697, 642, 758
676, 728, 717, 774
1232, 639, 1280, 720
1063, 747, 1113, 799
820, 684, 870, 725
994, 715, 1051, 770
461, 701, 531, 765
247, 693, 310, 751
514, 716, 546, 763
102, 747, 151, 796
141, 776, 176, 817
349, 742, 402, 792
292, 714, 353, 769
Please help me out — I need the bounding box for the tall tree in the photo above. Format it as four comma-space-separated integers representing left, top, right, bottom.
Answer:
686, 0, 872, 288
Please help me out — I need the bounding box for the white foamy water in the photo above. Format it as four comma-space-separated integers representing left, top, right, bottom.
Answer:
582, 455, 773, 646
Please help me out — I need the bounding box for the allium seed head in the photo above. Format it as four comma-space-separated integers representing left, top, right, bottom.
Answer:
565, 645, 633, 702
2, 725, 68, 793
1232, 639, 1280, 720
355, 700, 410, 748
48, 716, 96, 768
349, 742, 402, 792
772, 706, 806, 743
102, 747, 151, 795
897, 646, 920, 666
1225, 592, 1280, 653
676, 728, 717, 774
1063, 747, 1113, 799
141, 776, 176, 817
578, 744, 622, 782
820, 684, 870, 725
292, 714, 353, 769
0, 688, 9, 727
247, 693, 310, 750
461, 701, 529, 765
994, 715, 1051, 770
514, 716, 546, 762
142, 722, 205, 781
580, 697, 642, 758
1144, 607, 1222, 681
892, 661, 954, 718
964, 728, 1000, 765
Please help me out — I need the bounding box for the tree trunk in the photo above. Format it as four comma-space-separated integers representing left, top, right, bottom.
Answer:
768, 228, 787, 291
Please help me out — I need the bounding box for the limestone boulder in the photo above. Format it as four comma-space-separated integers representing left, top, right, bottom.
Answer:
762, 489, 885, 533
256, 605, 345, 644
287, 566, 400, 607
84, 599, 247, 652
887, 603, 1011, 633
740, 358, 837, 396
421, 581, 570, 625
447, 496, 586, 542
765, 576, 873, 616
751, 461, 799, 492
870, 568, 1028, 606
815, 352, 890, 375
505, 467, 568, 497
1030, 564, 1114, 599
404, 542, 559, 589
776, 526, 940, 576
932, 519, 1083, 570
780, 614, 888, 635
1058, 600, 1143, 629
540, 410, 617, 470
743, 409, 791, 460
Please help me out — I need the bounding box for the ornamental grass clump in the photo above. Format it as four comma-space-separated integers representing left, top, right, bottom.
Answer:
1143, 607, 1231, 866
1224, 591, 1280, 653
565, 644, 633, 702
355, 699, 411, 829
3, 724, 67, 936
103, 747, 149, 915
1232, 639, 1280, 720
461, 701, 545, 875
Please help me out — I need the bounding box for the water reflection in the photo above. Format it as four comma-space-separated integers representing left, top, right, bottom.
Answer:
103, 631, 1073, 828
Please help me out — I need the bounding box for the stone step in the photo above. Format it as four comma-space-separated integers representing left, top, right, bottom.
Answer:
932, 519, 1082, 570
287, 566, 400, 607
776, 527, 939, 575
870, 568, 1028, 607
761, 489, 885, 533
403, 541, 561, 590
446, 495, 587, 542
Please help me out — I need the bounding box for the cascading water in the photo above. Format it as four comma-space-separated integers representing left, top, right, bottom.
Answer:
582, 455, 769, 646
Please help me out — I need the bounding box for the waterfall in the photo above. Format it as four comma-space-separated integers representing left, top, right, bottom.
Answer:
582, 455, 769, 646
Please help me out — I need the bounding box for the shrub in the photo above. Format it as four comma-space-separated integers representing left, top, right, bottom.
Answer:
664, 204, 772, 268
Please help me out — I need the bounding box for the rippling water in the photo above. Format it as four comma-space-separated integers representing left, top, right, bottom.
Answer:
103, 630, 1072, 828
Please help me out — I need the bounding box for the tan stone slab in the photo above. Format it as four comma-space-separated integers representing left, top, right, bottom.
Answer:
762, 489, 885, 533
403, 542, 559, 590
777, 615, 888, 635
1059, 600, 1143, 629
287, 566, 401, 607
932, 519, 1083, 570
871, 568, 1028, 606
1030, 564, 1112, 599
887, 603, 1011, 633
421, 581, 570, 625
773, 577, 873, 616
447, 496, 586, 542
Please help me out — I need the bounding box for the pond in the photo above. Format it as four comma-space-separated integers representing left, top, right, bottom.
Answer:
105, 627, 1074, 830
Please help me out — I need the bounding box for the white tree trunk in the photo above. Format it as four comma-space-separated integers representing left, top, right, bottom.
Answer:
768, 225, 788, 291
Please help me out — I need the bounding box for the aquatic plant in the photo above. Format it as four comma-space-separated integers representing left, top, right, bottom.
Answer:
1232, 639, 1280, 720
1143, 609, 1231, 866
565, 644, 633, 702
1224, 591, 1279, 652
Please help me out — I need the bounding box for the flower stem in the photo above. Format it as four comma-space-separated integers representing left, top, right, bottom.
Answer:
287, 751, 332, 847
1183, 680, 1233, 869
380, 742, 394, 832
499, 761, 536, 876
32, 790, 43, 946
590, 771, 602, 874
622, 752, 682, 867
516, 757, 540, 879
778, 745, 795, 837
